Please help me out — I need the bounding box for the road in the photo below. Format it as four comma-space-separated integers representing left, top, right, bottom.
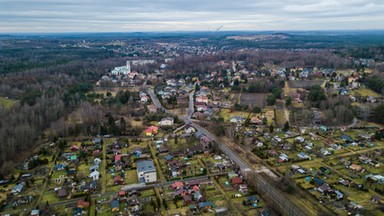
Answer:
147, 88, 171, 115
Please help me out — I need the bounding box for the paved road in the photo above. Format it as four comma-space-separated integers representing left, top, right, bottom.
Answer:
147, 88, 171, 115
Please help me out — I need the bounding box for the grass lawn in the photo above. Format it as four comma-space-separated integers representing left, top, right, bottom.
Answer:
353, 87, 381, 97
0, 96, 16, 108
166, 201, 177, 210
141, 189, 155, 197
124, 170, 139, 184
41, 192, 59, 204
51, 170, 66, 180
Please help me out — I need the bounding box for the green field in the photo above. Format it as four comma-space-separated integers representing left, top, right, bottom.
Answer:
0, 97, 16, 108
353, 87, 381, 97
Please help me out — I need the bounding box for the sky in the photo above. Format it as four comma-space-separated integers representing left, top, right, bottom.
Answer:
0, 0, 383, 33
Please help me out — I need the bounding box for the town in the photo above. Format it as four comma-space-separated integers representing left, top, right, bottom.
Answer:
1, 32, 384, 216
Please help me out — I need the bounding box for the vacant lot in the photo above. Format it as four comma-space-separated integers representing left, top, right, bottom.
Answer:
288, 80, 324, 89
240, 93, 268, 108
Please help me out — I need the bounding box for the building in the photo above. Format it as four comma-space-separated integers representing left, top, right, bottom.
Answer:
158, 117, 174, 126
136, 160, 157, 183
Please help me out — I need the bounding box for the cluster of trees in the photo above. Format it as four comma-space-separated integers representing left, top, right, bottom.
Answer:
365, 74, 384, 94
307, 85, 327, 107
0, 43, 128, 174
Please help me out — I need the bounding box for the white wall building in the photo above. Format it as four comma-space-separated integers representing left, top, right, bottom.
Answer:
136, 160, 157, 183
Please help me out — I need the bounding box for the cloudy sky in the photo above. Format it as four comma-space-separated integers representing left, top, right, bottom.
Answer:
0, 0, 383, 33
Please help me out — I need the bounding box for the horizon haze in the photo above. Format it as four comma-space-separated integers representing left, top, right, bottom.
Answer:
1, 0, 384, 33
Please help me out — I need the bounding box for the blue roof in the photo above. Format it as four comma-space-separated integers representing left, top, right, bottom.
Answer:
136, 160, 156, 173
247, 195, 259, 202
341, 134, 353, 142
164, 155, 174, 160
89, 164, 99, 171
111, 200, 119, 208
12, 184, 24, 192
198, 201, 214, 208
93, 138, 102, 143
313, 178, 325, 186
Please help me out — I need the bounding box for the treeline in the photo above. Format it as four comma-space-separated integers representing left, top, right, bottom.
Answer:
0, 54, 126, 174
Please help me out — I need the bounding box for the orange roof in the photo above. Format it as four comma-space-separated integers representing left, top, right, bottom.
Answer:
193, 185, 199, 192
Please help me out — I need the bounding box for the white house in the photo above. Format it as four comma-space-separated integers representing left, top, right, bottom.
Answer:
90, 170, 100, 181
230, 116, 245, 124
140, 95, 149, 103
12, 183, 24, 194
295, 136, 305, 143
136, 160, 157, 183
196, 95, 209, 104
185, 125, 196, 134
94, 158, 102, 165
159, 117, 174, 126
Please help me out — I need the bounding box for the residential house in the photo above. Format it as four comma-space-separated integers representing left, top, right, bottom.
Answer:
238, 184, 248, 194
244, 195, 259, 206
57, 189, 67, 199
114, 176, 124, 185
349, 164, 363, 172
12, 183, 24, 194
183, 195, 193, 205
77, 199, 90, 208
159, 117, 174, 126
89, 164, 99, 172
136, 160, 157, 183
54, 163, 67, 171
198, 201, 214, 210
295, 136, 305, 143
297, 152, 311, 160
172, 181, 184, 190
319, 166, 332, 175
371, 175, 384, 184
317, 184, 332, 194
140, 95, 149, 103
230, 116, 245, 124
193, 191, 203, 202
187, 144, 205, 155
231, 177, 243, 186
250, 116, 262, 125
187, 179, 200, 187
341, 134, 353, 143
145, 126, 158, 136
111, 200, 120, 212
278, 154, 289, 163
196, 95, 209, 104
90, 170, 100, 181
196, 105, 208, 112
147, 104, 157, 113
184, 125, 196, 134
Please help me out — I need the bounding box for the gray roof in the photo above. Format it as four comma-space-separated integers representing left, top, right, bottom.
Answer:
136, 160, 156, 173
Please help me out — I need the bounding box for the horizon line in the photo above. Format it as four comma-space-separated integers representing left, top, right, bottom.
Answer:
2, 29, 384, 35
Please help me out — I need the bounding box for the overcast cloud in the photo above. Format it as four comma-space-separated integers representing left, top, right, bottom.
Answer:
0, 0, 383, 33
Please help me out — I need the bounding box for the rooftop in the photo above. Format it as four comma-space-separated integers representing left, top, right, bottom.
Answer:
136, 160, 156, 173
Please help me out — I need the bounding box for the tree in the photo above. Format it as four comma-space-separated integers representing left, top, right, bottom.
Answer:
373, 104, 384, 124
283, 121, 290, 132
285, 97, 292, 106
308, 85, 326, 106
267, 95, 276, 106
252, 106, 262, 113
